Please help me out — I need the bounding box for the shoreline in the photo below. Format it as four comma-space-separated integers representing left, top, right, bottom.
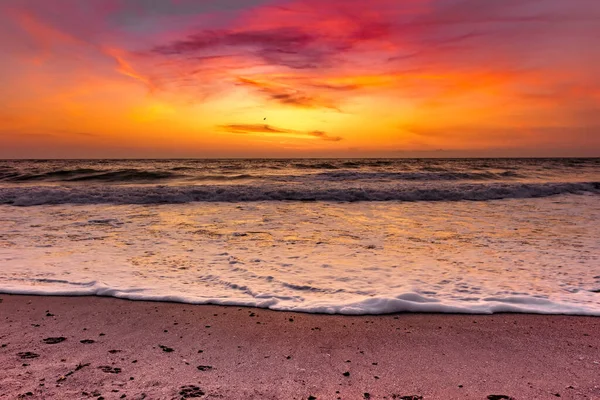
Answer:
1, 294, 599, 399
1, 291, 599, 317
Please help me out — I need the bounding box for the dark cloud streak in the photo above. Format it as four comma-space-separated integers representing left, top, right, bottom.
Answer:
218, 123, 343, 141
235, 77, 340, 110
151, 18, 392, 71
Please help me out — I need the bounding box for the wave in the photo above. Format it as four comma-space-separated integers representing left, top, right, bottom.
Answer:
1, 169, 527, 184
309, 171, 524, 181
0, 285, 597, 315
170, 166, 196, 171
0, 181, 597, 205
1, 168, 260, 183
1, 168, 180, 183
192, 174, 255, 181
292, 160, 399, 169
293, 162, 339, 169
0, 168, 99, 181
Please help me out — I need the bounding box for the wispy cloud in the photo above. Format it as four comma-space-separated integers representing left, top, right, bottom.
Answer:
235, 77, 339, 109
218, 123, 343, 141
102, 47, 157, 92
307, 130, 343, 141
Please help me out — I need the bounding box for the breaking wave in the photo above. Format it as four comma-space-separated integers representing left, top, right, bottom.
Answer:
308, 171, 524, 181
1, 169, 178, 183
1, 181, 597, 206
0, 169, 258, 183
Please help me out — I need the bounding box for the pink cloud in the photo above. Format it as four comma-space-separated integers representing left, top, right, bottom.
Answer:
2, 0, 599, 137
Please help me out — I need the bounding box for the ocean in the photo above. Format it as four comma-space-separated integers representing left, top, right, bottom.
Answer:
0, 158, 599, 315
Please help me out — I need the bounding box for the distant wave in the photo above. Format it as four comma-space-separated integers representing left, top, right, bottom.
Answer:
169, 166, 196, 171
293, 162, 339, 169
1, 181, 597, 206
193, 174, 255, 181
0, 168, 260, 183
0, 168, 98, 181
1, 168, 179, 183
0, 168, 527, 184
2, 158, 598, 186
308, 171, 524, 181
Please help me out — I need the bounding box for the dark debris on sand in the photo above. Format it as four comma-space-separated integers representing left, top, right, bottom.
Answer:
197, 365, 213, 371
80, 339, 95, 344
487, 396, 515, 400
75, 362, 90, 371
159, 344, 174, 352
179, 385, 205, 399
17, 352, 39, 359
392, 396, 423, 400
43, 337, 66, 344
56, 362, 92, 383
98, 366, 121, 374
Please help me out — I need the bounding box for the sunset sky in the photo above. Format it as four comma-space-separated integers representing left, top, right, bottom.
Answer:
1, 0, 599, 158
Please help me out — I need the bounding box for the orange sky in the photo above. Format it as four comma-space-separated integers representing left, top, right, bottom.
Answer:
1, 0, 599, 158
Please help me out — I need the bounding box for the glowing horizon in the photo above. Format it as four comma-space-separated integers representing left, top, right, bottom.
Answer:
1, 0, 599, 158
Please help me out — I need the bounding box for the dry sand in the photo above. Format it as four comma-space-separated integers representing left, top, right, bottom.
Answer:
1, 294, 599, 399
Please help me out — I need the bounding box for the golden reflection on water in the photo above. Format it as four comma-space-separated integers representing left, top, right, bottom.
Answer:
0, 195, 599, 312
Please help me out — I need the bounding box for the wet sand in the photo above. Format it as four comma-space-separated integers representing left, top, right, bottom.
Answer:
1, 295, 599, 400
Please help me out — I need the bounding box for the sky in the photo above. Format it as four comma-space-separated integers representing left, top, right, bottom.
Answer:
0, 0, 599, 158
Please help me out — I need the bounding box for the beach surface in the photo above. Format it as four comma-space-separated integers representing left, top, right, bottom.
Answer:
1, 295, 599, 400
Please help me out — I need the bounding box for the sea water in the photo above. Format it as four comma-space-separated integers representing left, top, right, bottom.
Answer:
1, 159, 599, 314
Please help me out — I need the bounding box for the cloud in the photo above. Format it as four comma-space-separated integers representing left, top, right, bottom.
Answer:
0, 128, 100, 139
306, 82, 361, 91
150, 0, 598, 73
218, 123, 343, 141
307, 130, 343, 141
221, 123, 290, 134
152, 27, 330, 71
4, 5, 159, 93
79, 0, 595, 115
141, 0, 600, 103
4, 7, 83, 65
102, 47, 157, 92
2, 0, 600, 158
151, 20, 392, 71
235, 77, 340, 109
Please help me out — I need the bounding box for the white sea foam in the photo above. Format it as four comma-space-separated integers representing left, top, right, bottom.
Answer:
1, 284, 597, 315
1, 194, 599, 315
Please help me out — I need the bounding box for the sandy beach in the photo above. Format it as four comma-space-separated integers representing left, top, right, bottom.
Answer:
1, 295, 599, 399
